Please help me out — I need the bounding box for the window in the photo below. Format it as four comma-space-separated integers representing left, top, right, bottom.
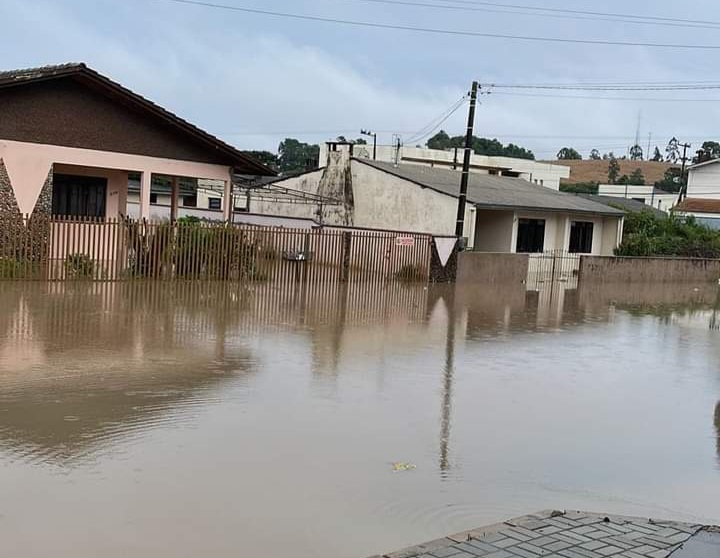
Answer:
631, 197, 646, 204
516, 219, 545, 253
208, 198, 222, 211
150, 193, 158, 204
183, 195, 197, 207
52, 174, 107, 218
569, 221, 594, 253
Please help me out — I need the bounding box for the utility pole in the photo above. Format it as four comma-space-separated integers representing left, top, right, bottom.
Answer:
677, 142, 691, 204
455, 81, 478, 239
360, 129, 377, 160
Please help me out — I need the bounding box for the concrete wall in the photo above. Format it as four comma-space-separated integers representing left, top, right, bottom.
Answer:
580, 256, 720, 283
474, 210, 514, 252
456, 252, 529, 284
249, 170, 324, 221
687, 164, 720, 199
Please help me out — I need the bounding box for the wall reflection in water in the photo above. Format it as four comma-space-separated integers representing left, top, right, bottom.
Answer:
0, 280, 718, 470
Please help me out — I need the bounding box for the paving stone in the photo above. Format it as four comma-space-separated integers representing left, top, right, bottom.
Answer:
573, 527, 601, 536
484, 551, 512, 558
616, 553, 645, 558
466, 540, 499, 553
452, 543, 486, 556
584, 531, 609, 541
430, 547, 462, 558
515, 519, 552, 531
579, 541, 607, 551
558, 548, 603, 558
544, 541, 574, 552
476, 532, 509, 544
595, 546, 623, 556
517, 542, 552, 555
535, 526, 563, 536
531, 536, 561, 547
510, 548, 546, 558
509, 526, 544, 540
646, 550, 671, 558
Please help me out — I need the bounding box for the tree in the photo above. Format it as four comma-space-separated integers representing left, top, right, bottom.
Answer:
655, 167, 684, 193
608, 155, 621, 184
426, 131, 535, 159
277, 138, 320, 174
692, 140, 720, 164
666, 137, 681, 163
629, 144, 644, 161
427, 130, 453, 151
589, 149, 601, 160
245, 150, 278, 171
335, 136, 367, 144
651, 146, 663, 162
557, 147, 582, 160
628, 168, 646, 185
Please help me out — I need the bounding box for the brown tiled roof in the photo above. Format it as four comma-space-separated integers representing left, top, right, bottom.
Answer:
0, 63, 275, 176
675, 198, 720, 214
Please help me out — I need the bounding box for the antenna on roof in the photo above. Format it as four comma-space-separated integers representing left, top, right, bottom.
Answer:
392, 134, 402, 167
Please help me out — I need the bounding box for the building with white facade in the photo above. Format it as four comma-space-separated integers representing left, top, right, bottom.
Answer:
320, 144, 571, 190
674, 198, 720, 229
686, 159, 720, 200
596, 184, 678, 213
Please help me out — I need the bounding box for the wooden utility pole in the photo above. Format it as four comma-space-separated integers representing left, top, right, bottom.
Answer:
455, 81, 478, 239
677, 142, 691, 204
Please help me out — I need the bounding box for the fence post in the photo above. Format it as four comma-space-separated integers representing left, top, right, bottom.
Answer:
341, 231, 352, 283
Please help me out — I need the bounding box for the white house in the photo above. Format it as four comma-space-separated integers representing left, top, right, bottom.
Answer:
674, 198, 720, 229
247, 143, 624, 255
687, 159, 720, 200
597, 184, 678, 213
321, 144, 571, 190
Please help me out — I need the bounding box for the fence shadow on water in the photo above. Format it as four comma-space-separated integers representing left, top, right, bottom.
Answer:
0, 216, 432, 284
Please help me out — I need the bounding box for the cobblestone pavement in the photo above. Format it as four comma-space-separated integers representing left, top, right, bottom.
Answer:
371, 510, 716, 558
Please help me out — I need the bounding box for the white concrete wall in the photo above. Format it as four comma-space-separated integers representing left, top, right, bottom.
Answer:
319, 144, 570, 190
597, 184, 677, 212
473, 210, 514, 252
687, 163, 720, 199
248, 170, 325, 221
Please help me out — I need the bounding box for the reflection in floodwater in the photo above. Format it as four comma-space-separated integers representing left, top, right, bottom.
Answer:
0, 280, 719, 558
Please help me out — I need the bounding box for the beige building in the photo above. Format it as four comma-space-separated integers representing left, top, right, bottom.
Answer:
597, 184, 677, 213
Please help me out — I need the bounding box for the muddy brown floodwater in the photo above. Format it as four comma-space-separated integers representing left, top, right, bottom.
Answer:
0, 281, 719, 558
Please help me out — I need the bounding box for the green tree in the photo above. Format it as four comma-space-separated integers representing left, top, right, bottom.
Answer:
277, 138, 320, 174
692, 140, 720, 164
245, 150, 278, 171
665, 137, 681, 163
589, 149, 601, 160
629, 144, 644, 161
622, 168, 646, 185
655, 167, 684, 193
559, 182, 599, 194
617, 212, 720, 258
608, 156, 621, 184
557, 147, 582, 160
651, 146, 663, 162
427, 130, 453, 150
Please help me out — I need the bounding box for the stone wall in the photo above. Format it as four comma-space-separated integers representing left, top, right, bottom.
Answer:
580, 255, 720, 284
456, 252, 529, 284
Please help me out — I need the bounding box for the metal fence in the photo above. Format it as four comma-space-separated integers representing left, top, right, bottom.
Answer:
527, 250, 581, 289
0, 215, 432, 283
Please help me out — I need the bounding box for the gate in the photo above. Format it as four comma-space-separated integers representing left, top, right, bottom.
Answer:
527, 250, 580, 289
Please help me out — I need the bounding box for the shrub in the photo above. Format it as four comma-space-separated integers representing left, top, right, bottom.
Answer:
65, 253, 96, 279
395, 264, 426, 282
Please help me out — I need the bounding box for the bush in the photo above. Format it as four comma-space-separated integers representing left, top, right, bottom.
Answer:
0, 257, 40, 279
65, 253, 96, 279
616, 212, 720, 258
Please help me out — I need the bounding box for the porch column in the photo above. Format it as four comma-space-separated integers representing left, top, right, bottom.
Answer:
140, 171, 152, 220
223, 178, 233, 222
170, 177, 179, 223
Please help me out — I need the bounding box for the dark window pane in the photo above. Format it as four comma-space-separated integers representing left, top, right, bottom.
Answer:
51, 174, 107, 218
208, 198, 221, 210
569, 221, 594, 253
150, 193, 158, 204
516, 218, 545, 253
183, 195, 197, 207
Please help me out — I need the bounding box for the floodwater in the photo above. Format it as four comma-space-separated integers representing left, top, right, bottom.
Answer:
0, 280, 719, 558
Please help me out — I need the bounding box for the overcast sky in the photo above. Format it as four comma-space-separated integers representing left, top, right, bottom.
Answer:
4, 0, 720, 159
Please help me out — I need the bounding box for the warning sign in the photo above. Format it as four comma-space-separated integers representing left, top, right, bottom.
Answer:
395, 236, 415, 247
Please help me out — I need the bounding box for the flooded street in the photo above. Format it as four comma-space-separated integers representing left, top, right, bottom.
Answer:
0, 281, 719, 558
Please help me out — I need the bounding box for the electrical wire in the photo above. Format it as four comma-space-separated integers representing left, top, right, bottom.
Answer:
341, 0, 720, 31
404, 95, 469, 144
487, 91, 720, 102
488, 83, 720, 91
153, 0, 720, 50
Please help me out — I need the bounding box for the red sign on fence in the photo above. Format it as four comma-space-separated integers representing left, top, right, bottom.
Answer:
395, 236, 415, 247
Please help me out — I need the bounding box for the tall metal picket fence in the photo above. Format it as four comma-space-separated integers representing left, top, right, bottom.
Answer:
0, 216, 432, 283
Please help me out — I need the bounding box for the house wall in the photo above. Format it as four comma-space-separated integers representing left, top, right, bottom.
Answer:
687, 164, 720, 199
0, 139, 232, 216
248, 170, 325, 221
473, 210, 514, 252
54, 164, 128, 219
597, 184, 677, 212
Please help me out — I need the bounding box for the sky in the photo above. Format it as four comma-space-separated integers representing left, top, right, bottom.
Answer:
4, 0, 720, 160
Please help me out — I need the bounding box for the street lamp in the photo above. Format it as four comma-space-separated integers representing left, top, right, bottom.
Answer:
360, 129, 377, 160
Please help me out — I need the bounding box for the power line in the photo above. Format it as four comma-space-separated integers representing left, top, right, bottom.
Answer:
342, 0, 720, 31
488, 91, 720, 102
489, 83, 720, 91
427, 0, 720, 28
153, 0, 720, 50
404, 95, 469, 144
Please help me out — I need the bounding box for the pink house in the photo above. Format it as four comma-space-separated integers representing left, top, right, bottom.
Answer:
0, 63, 274, 223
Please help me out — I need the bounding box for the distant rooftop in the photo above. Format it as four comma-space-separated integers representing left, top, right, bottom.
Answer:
675, 198, 720, 214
